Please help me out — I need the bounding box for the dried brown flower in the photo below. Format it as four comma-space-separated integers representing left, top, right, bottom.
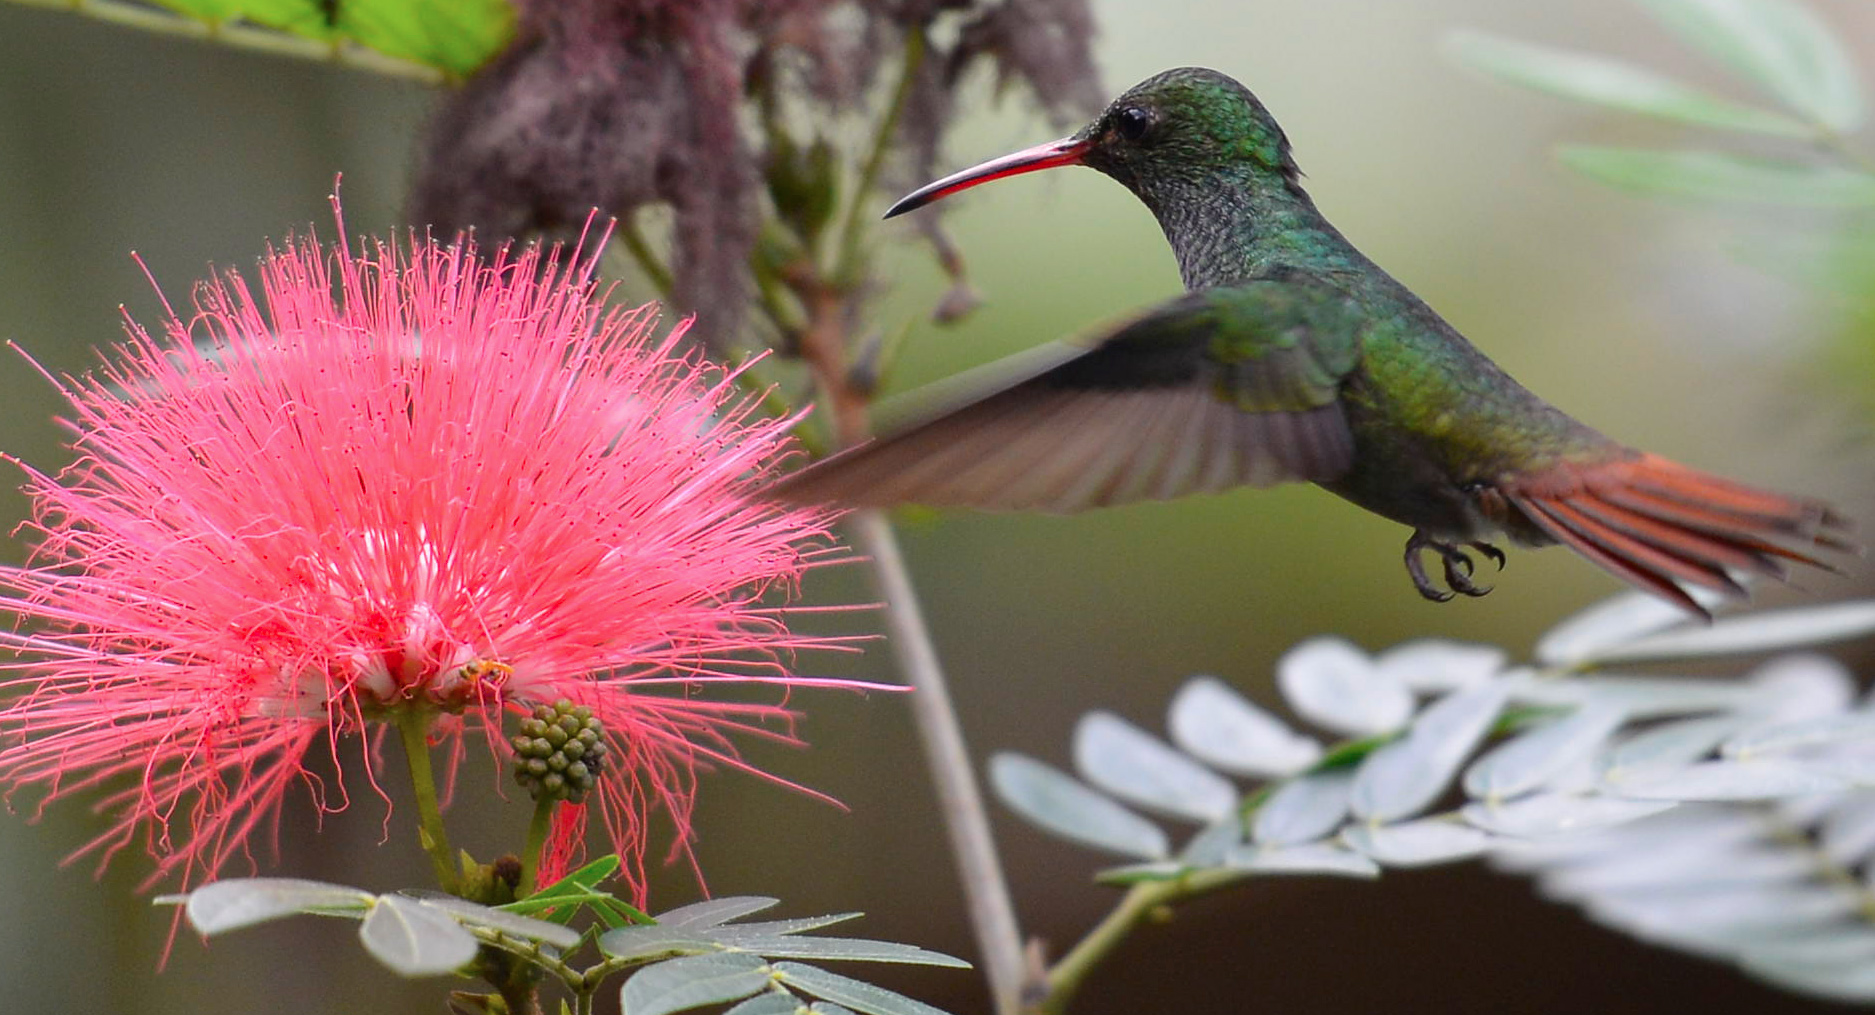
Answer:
410, 0, 1101, 352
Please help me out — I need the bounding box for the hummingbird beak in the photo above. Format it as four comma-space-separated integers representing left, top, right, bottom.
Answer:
883, 135, 1094, 219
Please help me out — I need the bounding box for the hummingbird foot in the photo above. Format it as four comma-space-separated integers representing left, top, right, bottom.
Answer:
1471, 541, 1507, 572
1404, 532, 1497, 602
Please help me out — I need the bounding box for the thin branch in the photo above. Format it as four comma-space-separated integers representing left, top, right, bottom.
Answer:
1033, 866, 1265, 1015
519, 797, 556, 897
610, 214, 677, 301
834, 28, 927, 287
1031, 883, 1157, 1015
6, 0, 447, 83
850, 510, 1029, 1015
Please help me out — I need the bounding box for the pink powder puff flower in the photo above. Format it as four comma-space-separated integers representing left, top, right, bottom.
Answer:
0, 198, 872, 897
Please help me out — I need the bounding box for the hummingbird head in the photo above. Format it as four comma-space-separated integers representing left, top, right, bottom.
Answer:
884, 67, 1302, 220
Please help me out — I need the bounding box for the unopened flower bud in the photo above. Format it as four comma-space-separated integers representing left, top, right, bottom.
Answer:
512, 699, 607, 803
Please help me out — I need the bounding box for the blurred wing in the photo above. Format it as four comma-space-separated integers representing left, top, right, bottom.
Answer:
774, 281, 1363, 512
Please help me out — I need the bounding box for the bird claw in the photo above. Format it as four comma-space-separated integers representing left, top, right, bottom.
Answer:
1472, 542, 1507, 571
1404, 532, 1503, 601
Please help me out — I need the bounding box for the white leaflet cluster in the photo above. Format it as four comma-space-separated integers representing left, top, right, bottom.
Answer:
987, 591, 1875, 999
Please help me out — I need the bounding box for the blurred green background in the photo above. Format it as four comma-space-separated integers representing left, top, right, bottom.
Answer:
2, 1, 1873, 1012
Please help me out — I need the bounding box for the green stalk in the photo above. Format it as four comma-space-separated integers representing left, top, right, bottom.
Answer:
1033, 869, 1244, 1015
612, 213, 676, 300
395, 709, 459, 894
833, 28, 927, 287
519, 797, 556, 897
1032, 883, 1162, 1015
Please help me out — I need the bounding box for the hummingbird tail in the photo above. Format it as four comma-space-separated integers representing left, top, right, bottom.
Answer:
1504, 453, 1857, 617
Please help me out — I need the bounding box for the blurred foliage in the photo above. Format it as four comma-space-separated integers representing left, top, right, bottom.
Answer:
994, 592, 1875, 1009
1452, 0, 1875, 415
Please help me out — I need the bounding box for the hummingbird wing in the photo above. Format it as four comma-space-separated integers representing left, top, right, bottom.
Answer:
772, 280, 1362, 512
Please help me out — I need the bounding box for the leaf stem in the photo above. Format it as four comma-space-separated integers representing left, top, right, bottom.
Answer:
1033, 868, 1247, 1015
1032, 882, 1162, 1015
850, 510, 1029, 1015
6, 0, 448, 82
520, 797, 556, 897
395, 708, 459, 894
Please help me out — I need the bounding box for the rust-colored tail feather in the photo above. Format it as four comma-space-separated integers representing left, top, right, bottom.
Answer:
1505, 453, 1856, 617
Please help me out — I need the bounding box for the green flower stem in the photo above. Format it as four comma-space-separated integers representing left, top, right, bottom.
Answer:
520, 797, 556, 897
5, 0, 447, 82
395, 708, 459, 894
850, 510, 1028, 1015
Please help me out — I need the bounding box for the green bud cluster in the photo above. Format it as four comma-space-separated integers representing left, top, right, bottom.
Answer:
511, 699, 608, 803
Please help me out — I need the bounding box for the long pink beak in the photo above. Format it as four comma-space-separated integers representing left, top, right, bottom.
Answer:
883, 135, 1095, 218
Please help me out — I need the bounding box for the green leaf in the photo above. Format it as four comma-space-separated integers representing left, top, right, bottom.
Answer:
400, 892, 582, 949
772, 964, 955, 1015
140, 0, 515, 77
501, 855, 650, 927
337, 0, 516, 76
726, 993, 806, 1015
989, 753, 1169, 860
1168, 676, 1321, 777
150, 0, 332, 32
1584, 600, 1875, 662
1559, 146, 1875, 205
1340, 819, 1497, 867
1072, 712, 1238, 823
1252, 770, 1354, 847
170, 878, 374, 936
1350, 683, 1509, 823
620, 954, 774, 1015
714, 914, 863, 938
657, 897, 781, 930
716, 936, 970, 969
1608, 758, 1849, 799
1093, 861, 1190, 885
540, 854, 622, 895
811, 1006, 861, 1015
1447, 30, 1813, 137
1223, 843, 1382, 878
359, 895, 480, 977
600, 926, 730, 963
598, 896, 657, 929
1637, 0, 1863, 130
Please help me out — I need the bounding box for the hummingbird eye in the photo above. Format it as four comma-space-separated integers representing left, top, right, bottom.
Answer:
1114, 106, 1154, 143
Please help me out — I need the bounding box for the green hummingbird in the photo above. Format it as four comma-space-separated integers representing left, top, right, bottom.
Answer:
776, 67, 1854, 614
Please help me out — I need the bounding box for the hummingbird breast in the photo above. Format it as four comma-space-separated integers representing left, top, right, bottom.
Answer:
1315, 282, 1624, 545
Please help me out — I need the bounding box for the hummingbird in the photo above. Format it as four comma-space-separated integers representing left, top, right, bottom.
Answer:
776, 67, 1854, 615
